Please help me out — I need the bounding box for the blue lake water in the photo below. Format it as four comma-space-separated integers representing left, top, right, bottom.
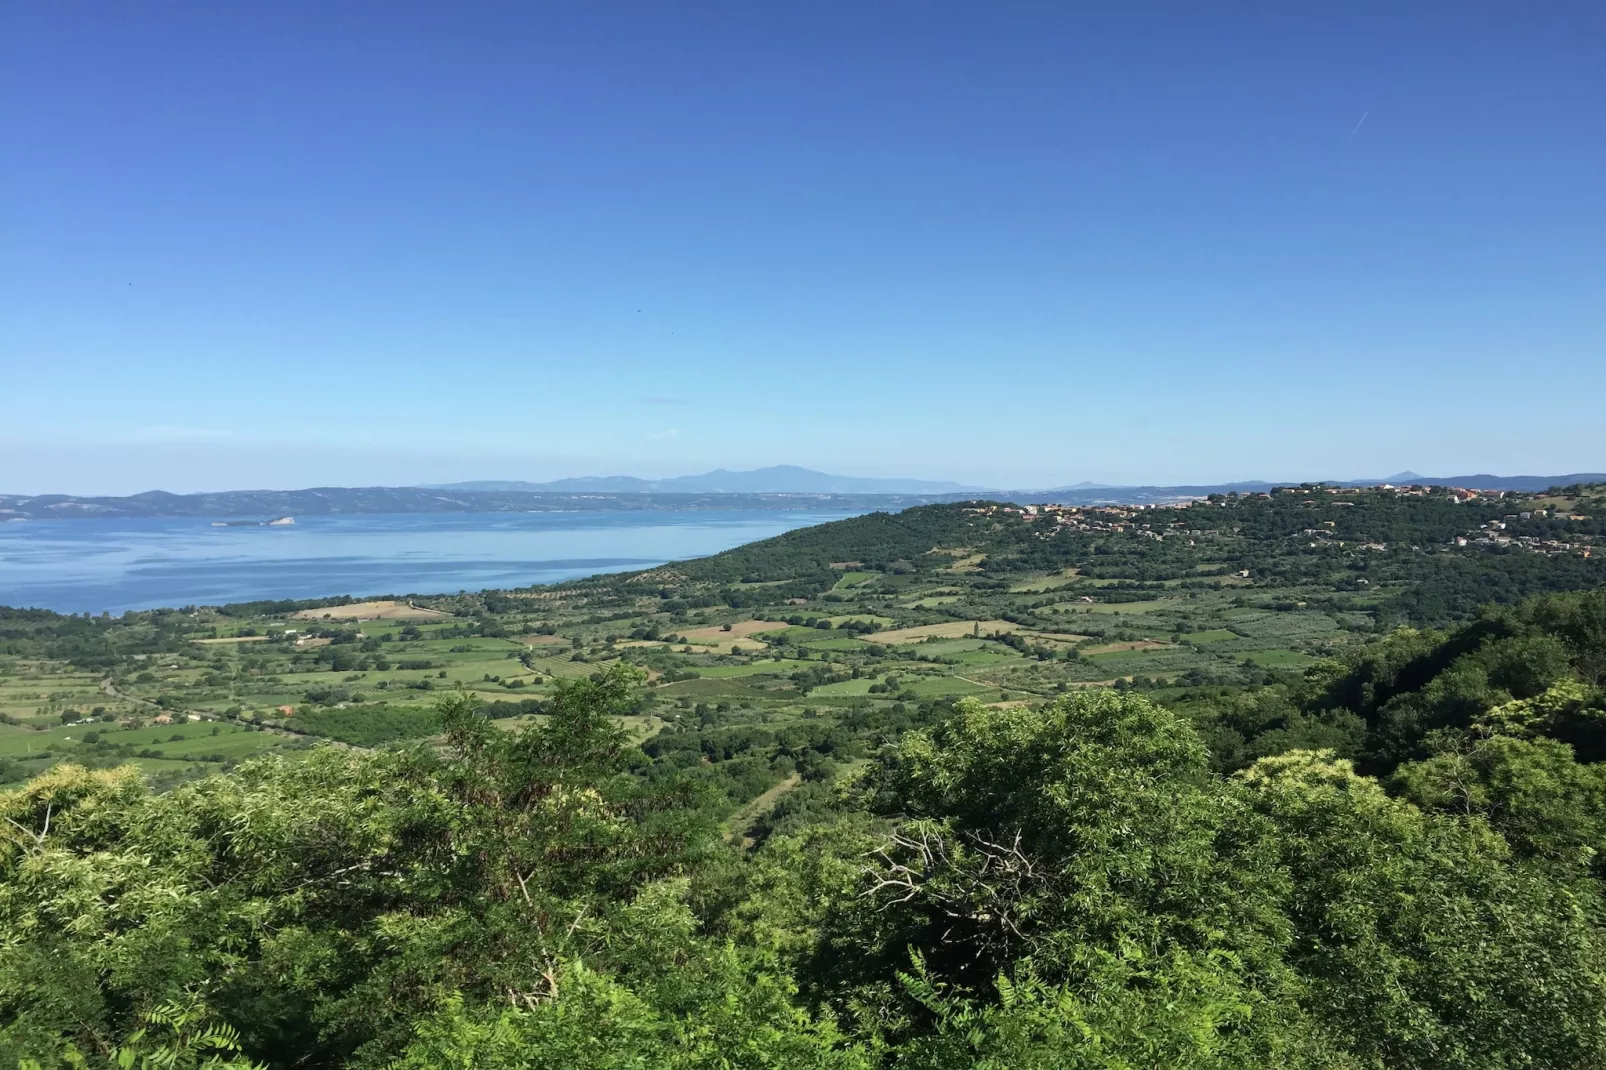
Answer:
0, 509, 868, 615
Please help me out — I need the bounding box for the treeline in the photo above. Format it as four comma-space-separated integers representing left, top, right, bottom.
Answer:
0, 607, 199, 668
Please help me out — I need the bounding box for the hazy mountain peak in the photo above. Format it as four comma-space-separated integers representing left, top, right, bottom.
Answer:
426, 467, 983, 495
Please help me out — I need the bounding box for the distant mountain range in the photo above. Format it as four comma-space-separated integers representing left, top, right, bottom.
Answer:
425, 466, 982, 495
3, 468, 1601, 521
0, 486, 963, 522
1363, 472, 1606, 491
431, 466, 1606, 497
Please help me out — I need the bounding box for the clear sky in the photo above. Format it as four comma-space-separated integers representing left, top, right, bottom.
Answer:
4, 2, 1602, 495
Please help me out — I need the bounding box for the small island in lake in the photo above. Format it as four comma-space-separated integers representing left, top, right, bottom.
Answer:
211, 516, 295, 527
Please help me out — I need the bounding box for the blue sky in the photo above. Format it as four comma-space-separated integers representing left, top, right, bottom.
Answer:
4, 2, 1602, 494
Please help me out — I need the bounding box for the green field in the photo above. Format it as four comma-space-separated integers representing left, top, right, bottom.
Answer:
804, 636, 874, 652
808, 678, 876, 696
694, 660, 813, 678
905, 676, 991, 698
1243, 649, 1322, 669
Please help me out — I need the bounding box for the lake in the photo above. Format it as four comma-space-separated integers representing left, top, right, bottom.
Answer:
0, 509, 869, 615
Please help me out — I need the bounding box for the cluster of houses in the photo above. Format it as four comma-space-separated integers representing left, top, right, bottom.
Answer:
149, 712, 204, 726
1271, 482, 1527, 502
1456, 510, 1595, 558
965, 488, 1596, 560
962, 501, 1214, 543
963, 498, 1226, 536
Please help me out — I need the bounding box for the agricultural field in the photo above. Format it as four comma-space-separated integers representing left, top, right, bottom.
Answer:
3, 483, 1603, 809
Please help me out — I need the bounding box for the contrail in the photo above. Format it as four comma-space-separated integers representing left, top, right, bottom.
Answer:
1348, 111, 1369, 142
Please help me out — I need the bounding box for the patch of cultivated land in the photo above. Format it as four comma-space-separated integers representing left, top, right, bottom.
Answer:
696, 660, 813, 679
1009, 570, 1080, 591
293, 600, 448, 621
1047, 598, 1176, 614
941, 554, 987, 572
673, 619, 788, 653
1016, 630, 1092, 647
1245, 649, 1321, 669
1081, 639, 1176, 655
872, 619, 1024, 644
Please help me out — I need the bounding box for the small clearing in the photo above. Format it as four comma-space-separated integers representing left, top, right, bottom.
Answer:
941, 553, 988, 573
293, 601, 447, 621
826, 614, 895, 627
1082, 639, 1175, 656
675, 619, 788, 653
1016, 630, 1092, 648
872, 619, 1023, 644
1009, 569, 1081, 592
682, 620, 789, 642
729, 774, 804, 848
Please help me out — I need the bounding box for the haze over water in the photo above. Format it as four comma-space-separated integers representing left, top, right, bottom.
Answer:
0, 509, 865, 615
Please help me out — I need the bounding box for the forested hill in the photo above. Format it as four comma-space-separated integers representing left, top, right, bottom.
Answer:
587, 484, 1606, 624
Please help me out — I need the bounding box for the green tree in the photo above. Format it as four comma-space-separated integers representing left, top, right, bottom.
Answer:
1392, 729, 1606, 872
0, 667, 831, 1068
1243, 749, 1606, 1068
808, 692, 1324, 1059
